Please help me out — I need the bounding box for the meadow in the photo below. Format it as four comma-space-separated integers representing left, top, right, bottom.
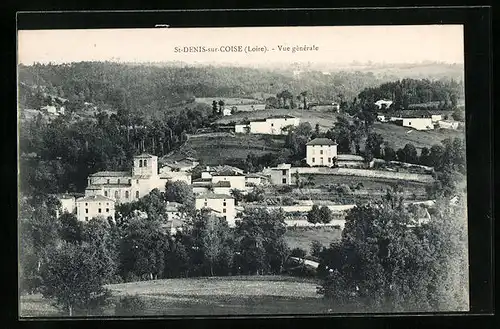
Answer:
20, 275, 335, 317
284, 227, 342, 252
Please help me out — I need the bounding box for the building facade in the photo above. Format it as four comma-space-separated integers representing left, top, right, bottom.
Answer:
75, 195, 115, 222
402, 118, 434, 130
269, 163, 292, 185
235, 116, 300, 135
306, 138, 338, 167
195, 194, 236, 227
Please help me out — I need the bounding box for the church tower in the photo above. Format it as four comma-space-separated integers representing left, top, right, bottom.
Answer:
132, 154, 158, 177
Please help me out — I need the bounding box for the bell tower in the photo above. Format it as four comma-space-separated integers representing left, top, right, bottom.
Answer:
132, 154, 158, 177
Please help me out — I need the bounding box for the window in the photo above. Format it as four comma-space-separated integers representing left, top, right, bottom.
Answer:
107, 179, 110, 184
408, 121, 412, 125
271, 123, 274, 127
320, 157, 323, 163
139, 160, 143, 167
99, 203, 101, 206
136, 191, 139, 199
106, 203, 109, 206
204, 202, 208, 207
85, 203, 88, 206
115, 191, 119, 198
282, 169, 287, 175
104, 191, 108, 197
223, 208, 226, 213
117, 179, 120, 184
312, 157, 315, 163
85, 217, 88, 221
320, 150, 323, 155
328, 158, 331, 163
144, 160, 147, 167
282, 178, 287, 184
125, 191, 129, 199
136, 179, 139, 184
98, 208, 102, 213
128, 179, 131, 184
106, 208, 109, 213
85, 208, 88, 214
223, 201, 226, 206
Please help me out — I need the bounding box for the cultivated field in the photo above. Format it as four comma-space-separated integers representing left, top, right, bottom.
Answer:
285, 227, 342, 252
195, 97, 261, 105
178, 133, 286, 165
19, 276, 333, 317
372, 122, 464, 150
216, 109, 340, 131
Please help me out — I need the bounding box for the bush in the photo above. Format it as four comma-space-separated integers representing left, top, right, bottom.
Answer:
336, 184, 352, 195
310, 240, 323, 258
282, 196, 296, 206
114, 295, 146, 316
290, 247, 307, 258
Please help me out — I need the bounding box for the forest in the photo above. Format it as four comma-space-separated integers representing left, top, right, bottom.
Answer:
357, 78, 464, 110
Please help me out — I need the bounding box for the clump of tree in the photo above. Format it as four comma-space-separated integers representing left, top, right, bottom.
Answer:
307, 205, 334, 224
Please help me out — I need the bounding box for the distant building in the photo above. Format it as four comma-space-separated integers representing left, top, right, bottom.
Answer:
159, 157, 199, 172
223, 108, 232, 116
431, 114, 443, 122
245, 173, 268, 186
192, 178, 213, 195
306, 138, 338, 167
75, 194, 115, 222
402, 118, 434, 131
211, 170, 246, 190
268, 163, 292, 185
41, 105, 58, 115
235, 115, 300, 135
377, 114, 389, 122
374, 100, 393, 109
438, 120, 460, 130
195, 193, 236, 227
84, 153, 189, 204
212, 181, 232, 195
331, 102, 340, 111
53, 194, 77, 218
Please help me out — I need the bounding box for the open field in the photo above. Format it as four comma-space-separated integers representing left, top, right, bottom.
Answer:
285, 227, 342, 252
372, 122, 464, 150
216, 108, 340, 131
178, 133, 286, 165
20, 276, 333, 317
195, 97, 261, 105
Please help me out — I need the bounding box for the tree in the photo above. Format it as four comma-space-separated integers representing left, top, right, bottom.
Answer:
290, 247, 307, 258
300, 91, 309, 110
235, 208, 288, 275
58, 212, 83, 244
307, 205, 321, 224
230, 189, 244, 205
218, 100, 225, 114
212, 100, 218, 116
365, 133, 384, 158
310, 240, 323, 258
40, 242, 112, 316
419, 147, 430, 166
403, 143, 418, 164
165, 180, 193, 205
319, 206, 334, 224
383, 145, 397, 162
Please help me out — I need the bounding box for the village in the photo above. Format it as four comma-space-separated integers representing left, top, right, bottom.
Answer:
48, 96, 461, 239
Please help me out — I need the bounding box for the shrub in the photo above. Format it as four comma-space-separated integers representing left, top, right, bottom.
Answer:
336, 184, 352, 195
114, 295, 146, 316
290, 247, 307, 258
310, 240, 323, 258
282, 196, 296, 206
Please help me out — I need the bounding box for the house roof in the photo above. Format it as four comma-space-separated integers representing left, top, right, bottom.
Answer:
193, 178, 213, 183
90, 171, 130, 177
306, 138, 337, 146
76, 195, 115, 203
246, 173, 266, 179
213, 181, 231, 188
196, 193, 234, 200
135, 153, 155, 159
212, 170, 245, 177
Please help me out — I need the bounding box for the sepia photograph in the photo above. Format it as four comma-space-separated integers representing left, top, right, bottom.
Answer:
17, 22, 470, 318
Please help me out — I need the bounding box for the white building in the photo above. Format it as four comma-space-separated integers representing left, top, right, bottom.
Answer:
402, 118, 434, 131
54, 194, 77, 218
269, 163, 292, 185
84, 153, 187, 204
159, 157, 199, 172
223, 108, 232, 116
195, 194, 236, 227
245, 173, 268, 186
306, 138, 338, 167
211, 170, 246, 190
75, 195, 116, 222
41, 105, 58, 115
235, 115, 300, 135
212, 181, 232, 195
431, 114, 443, 122
438, 120, 460, 130
374, 100, 393, 109
192, 178, 213, 195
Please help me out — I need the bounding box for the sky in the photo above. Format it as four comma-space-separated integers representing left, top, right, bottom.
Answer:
18, 25, 464, 66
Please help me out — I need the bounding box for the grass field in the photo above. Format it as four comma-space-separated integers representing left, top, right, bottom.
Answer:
20, 276, 334, 317
196, 97, 261, 105
216, 108, 340, 131
285, 227, 342, 253
372, 122, 464, 150
178, 133, 286, 164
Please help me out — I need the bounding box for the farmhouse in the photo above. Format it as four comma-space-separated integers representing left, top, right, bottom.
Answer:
235, 115, 300, 135
306, 138, 338, 167
84, 153, 190, 205
267, 163, 292, 185
438, 120, 460, 130
75, 194, 115, 222
374, 99, 393, 109
195, 193, 236, 227
402, 118, 434, 130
